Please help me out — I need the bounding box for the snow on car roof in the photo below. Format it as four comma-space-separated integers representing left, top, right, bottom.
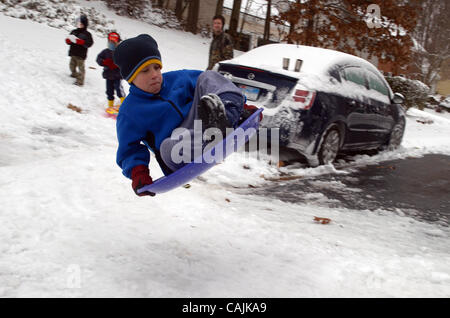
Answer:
224, 43, 377, 77
223, 44, 393, 107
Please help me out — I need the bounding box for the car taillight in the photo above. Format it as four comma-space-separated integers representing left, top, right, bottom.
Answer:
292, 89, 316, 110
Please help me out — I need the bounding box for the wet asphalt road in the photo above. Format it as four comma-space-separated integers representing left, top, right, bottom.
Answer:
240, 154, 450, 226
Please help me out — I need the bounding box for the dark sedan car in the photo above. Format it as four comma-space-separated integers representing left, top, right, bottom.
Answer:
215, 44, 406, 166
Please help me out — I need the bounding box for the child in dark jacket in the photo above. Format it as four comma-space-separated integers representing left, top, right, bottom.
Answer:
113, 34, 244, 196
65, 14, 94, 86
96, 32, 125, 108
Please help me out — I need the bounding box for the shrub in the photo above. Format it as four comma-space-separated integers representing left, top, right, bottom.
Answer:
103, 0, 146, 18
385, 76, 430, 110
103, 0, 182, 30
0, 0, 115, 36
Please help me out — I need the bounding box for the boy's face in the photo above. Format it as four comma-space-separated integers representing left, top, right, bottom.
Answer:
133, 63, 163, 94
212, 19, 223, 35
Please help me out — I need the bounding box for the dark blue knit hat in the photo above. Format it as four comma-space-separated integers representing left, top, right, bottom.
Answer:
79, 14, 88, 28
113, 34, 162, 83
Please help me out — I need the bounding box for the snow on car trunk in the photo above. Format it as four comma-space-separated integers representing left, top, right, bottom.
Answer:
219, 44, 393, 114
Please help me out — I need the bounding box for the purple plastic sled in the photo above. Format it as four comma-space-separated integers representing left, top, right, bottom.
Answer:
138, 108, 263, 194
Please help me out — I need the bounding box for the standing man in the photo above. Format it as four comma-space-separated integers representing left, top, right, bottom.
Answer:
65, 14, 94, 86
207, 15, 234, 70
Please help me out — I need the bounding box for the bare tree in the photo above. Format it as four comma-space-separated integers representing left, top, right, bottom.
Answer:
263, 0, 272, 42
186, 0, 200, 34
239, 0, 253, 33
175, 0, 184, 20
229, 0, 242, 39
411, 0, 450, 92
215, 0, 224, 16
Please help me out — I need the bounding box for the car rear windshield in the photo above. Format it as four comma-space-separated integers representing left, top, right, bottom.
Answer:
218, 63, 298, 108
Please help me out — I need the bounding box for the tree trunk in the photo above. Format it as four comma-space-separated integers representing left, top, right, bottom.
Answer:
229, 0, 242, 39
287, 21, 295, 44
412, 0, 449, 87
186, 0, 200, 34
175, 0, 183, 20
263, 0, 271, 41
215, 0, 224, 16
239, 0, 252, 34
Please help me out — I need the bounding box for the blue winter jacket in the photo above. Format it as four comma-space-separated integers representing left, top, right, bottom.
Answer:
96, 48, 122, 80
116, 69, 202, 178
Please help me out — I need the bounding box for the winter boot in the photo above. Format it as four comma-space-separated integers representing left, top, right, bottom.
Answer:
197, 94, 229, 139
120, 97, 125, 105
108, 100, 114, 108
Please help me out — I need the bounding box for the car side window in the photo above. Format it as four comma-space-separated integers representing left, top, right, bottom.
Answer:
366, 71, 390, 97
342, 67, 367, 88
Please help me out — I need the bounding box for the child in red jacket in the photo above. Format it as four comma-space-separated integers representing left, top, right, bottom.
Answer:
96, 32, 125, 108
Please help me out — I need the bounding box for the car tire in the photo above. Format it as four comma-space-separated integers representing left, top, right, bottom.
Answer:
387, 120, 405, 150
318, 126, 341, 165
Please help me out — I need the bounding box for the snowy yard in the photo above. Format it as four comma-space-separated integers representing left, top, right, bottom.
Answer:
0, 1, 449, 297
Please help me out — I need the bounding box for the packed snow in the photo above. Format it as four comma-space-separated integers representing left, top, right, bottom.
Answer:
0, 1, 449, 298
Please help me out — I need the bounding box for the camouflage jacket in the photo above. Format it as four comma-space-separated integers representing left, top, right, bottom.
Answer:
207, 32, 234, 70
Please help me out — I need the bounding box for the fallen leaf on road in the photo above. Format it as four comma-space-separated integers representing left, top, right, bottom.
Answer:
314, 217, 331, 224
67, 103, 82, 113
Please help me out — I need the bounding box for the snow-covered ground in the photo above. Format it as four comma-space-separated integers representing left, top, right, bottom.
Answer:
1, 1, 449, 297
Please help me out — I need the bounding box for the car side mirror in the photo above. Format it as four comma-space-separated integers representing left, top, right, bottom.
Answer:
392, 93, 404, 104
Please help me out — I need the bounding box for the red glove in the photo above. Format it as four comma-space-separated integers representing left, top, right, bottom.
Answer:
75, 38, 85, 45
244, 104, 263, 121
65, 38, 72, 44
103, 58, 119, 70
131, 165, 155, 196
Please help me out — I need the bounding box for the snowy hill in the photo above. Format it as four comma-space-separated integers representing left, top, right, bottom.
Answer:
0, 1, 449, 297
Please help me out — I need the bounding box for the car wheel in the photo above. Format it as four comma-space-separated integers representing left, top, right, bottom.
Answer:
318, 127, 341, 165
387, 120, 405, 150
